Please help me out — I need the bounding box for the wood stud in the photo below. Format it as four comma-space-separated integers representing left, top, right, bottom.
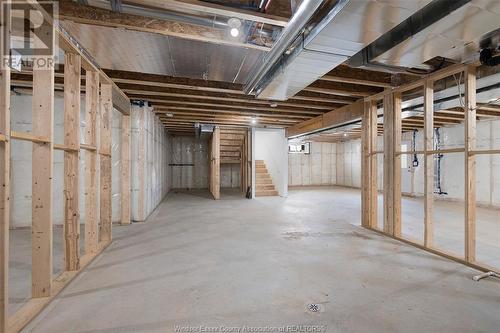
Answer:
99, 84, 113, 242
63, 53, 81, 271
84, 71, 99, 254
31, 22, 55, 298
0, 1, 11, 329
464, 65, 476, 262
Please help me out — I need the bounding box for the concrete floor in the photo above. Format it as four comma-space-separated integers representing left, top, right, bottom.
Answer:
14, 187, 500, 332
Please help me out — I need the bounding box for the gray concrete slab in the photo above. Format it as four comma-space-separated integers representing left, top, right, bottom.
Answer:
17, 187, 500, 332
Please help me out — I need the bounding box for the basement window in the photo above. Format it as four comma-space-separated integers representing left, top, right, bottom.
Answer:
289, 142, 310, 154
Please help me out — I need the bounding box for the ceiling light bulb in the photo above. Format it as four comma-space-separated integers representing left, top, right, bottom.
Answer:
230, 28, 239, 37
251, 117, 257, 124
270, 102, 278, 108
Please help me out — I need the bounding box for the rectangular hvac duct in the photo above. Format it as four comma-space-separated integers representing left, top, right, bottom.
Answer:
255, 0, 432, 101
372, 0, 500, 69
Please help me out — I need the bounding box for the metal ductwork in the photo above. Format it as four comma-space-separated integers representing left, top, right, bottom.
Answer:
366, 0, 500, 70
195, 124, 215, 139
245, 0, 433, 101
243, 0, 327, 95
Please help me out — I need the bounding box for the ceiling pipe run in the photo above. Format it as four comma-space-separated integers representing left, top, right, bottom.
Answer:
243, 0, 326, 95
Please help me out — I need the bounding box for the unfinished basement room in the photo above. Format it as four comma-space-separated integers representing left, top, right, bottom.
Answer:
0, 0, 499, 332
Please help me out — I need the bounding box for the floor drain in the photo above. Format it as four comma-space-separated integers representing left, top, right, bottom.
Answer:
307, 303, 320, 312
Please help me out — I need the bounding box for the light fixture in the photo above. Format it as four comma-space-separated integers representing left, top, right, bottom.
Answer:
343, 132, 348, 137
270, 102, 278, 108
251, 117, 257, 125
228, 18, 241, 38
230, 28, 239, 37
165, 113, 174, 118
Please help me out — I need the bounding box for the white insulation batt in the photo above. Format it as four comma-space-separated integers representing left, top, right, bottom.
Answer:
10, 93, 125, 228
170, 135, 209, 190
131, 104, 170, 222
290, 117, 500, 208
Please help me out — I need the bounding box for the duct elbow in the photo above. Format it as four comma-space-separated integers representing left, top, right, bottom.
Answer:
480, 48, 500, 67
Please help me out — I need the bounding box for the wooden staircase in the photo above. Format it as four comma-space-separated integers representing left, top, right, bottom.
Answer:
255, 160, 278, 197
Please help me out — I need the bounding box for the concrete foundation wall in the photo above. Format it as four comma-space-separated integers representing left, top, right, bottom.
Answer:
170, 136, 208, 189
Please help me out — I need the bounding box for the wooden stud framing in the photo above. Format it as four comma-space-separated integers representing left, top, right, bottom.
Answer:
423, 79, 434, 247
361, 99, 379, 229
383, 93, 394, 235
0, 1, 11, 329
84, 71, 99, 254
209, 127, 221, 200
99, 83, 113, 242
31, 22, 55, 298
137, 108, 145, 221
464, 65, 476, 262
368, 101, 378, 229
63, 53, 81, 271
121, 114, 131, 225
361, 102, 370, 228
382, 92, 402, 236
393, 92, 402, 238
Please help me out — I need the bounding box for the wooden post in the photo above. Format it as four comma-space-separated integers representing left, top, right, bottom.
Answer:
121, 114, 131, 225
368, 100, 378, 229
247, 129, 252, 194
84, 71, 99, 254
210, 127, 220, 199
383, 92, 394, 235
464, 65, 476, 262
31, 21, 55, 298
361, 102, 370, 228
424, 79, 434, 247
137, 107, 145, 220
99, 83, 112, 243
393, 92, 402, 237
63, 53, 81, 271
0, 2, 11, 329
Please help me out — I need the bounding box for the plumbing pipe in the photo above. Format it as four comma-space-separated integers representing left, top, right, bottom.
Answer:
472, 271, 500, 281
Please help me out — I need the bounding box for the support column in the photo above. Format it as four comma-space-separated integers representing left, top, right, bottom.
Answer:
383, 93, 394, 235
84, 71, 99, 254
210, 127, 220, 200
361, 102, 370, 228
63, 53, 81, 271
99, 84, 112, 243
424, 79, 434, 247
368, 100, 378, 229
383, 92, 402, 237
393, 92, 402, 237
0, 2, 11, 329
464, 65, 476, 262
31, 22, 55, 298
121, 114, 131, 225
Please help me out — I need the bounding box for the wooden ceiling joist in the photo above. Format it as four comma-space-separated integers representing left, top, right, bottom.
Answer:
124, 0, 289, 27
58, 0, 271, 51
